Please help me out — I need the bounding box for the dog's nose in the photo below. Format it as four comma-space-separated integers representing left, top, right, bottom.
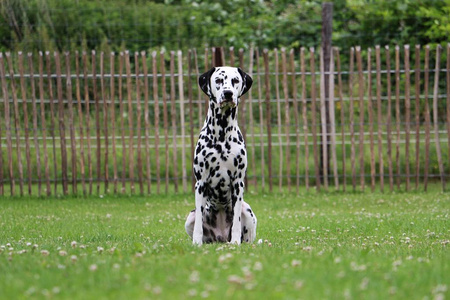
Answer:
223, 90, 233, 101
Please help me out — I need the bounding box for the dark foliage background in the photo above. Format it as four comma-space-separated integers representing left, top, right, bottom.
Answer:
1, 0, 449, 53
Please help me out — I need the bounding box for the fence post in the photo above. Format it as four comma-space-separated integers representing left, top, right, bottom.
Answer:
321, 2, 333, 185
213, 47, 224, 67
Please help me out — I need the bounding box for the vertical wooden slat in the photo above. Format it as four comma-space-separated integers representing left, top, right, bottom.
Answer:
375, 46, 384, 192
65, 52, 77, 194
263, 49, 273, 192
118, 52, 127, 193
367, 48, 375, 192
290, 49, 300, 194
28, 53, 41, 196
274, 49, 283, 191
0, 53, 15, 195
75, 51, 87, 196
349, 48, 356, 191
385, 46, 394, 192
110, 52, 118, 194
178, 51, 187, 193
423, 46, 431, 191
319, 48, 329, 190
188, 50, 195, 192
38, 52, 51, 195
54, 52, 68, 195
204, 48, 210, 113
229, 47, 235, 66
134, 52, 143, 195
170, 51, 179, 193
432, 45, 445, 191
142, 51, 152, 194
414, 45, 421, 189
310, 47, 321, 191
238, 49, 249, 190
221, 47, 227, 65
152, 51, 161, 194
239, 48, 244, 68
101, 52, 110, 194
160, 51, 169, 193
404, 45, 411, 191
256, 49, 265, 191
124, 51, 135, 194
247, 47, 257, 189
335, 47, 346, 191
355, 46, 365, 191
0, 83, 3, 195
281, 48, 291, 191
92, 51, 102, 194
300, 48, 310, 190
238, 49, 248, 186
328, 48, 338, 189
193, 49, 203, 129
82, 51, 93, 195
18, 52, 32, 195
394, 46, 401, 190
6, 52, 24, 196
447, 44, 450, 185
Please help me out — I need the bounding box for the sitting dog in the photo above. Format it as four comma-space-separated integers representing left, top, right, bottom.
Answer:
185, 66, 257, 245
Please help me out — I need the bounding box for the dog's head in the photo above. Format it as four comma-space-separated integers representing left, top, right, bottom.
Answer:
199, 67, 253, 110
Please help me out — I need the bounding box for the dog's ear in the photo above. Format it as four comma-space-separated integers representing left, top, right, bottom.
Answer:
238, 68, 253, 96
199, 67, 216, 97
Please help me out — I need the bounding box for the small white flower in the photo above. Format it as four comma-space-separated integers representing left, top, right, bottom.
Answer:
70, 255, 78, 263
291, 260, 302, 267
59, 250, 67, 256
253, 261, 263, 271
189, 271, 200, 283
89, 264, 98, 272
97, 247, 104, 253
152, 286, 162, 295
227, 275, 244, 285
41, 250, 50, 256
71, 241, 77, 248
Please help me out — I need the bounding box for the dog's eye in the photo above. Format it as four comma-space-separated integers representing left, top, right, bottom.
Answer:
215, 78, 223, 85
231, 78, 240, 87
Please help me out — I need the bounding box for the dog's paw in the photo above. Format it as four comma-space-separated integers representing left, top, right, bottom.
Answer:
229, 239, 241, 245
193, 236, 203, 246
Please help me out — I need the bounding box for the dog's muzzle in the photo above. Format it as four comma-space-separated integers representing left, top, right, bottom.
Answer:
219, 90, 236, 109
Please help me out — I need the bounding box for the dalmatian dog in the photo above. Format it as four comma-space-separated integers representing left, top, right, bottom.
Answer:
185, 66, 257, 245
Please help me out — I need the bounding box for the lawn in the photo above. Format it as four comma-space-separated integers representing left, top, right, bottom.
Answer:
0, 187, 449, 299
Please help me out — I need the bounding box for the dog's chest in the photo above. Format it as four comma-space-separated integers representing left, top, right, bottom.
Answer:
194, 129, 247, 185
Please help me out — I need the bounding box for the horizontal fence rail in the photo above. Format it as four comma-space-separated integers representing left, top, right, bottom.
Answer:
0, 45, 449, 196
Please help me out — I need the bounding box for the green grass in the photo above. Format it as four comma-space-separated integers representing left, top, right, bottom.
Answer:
1, 187, 449, 299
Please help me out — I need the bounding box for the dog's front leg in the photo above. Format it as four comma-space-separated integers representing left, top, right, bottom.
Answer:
230, 180, 244, 245
193, 181, 206, 245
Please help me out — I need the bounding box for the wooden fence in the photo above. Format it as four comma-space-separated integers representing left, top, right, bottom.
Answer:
0, 45, 449, 197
